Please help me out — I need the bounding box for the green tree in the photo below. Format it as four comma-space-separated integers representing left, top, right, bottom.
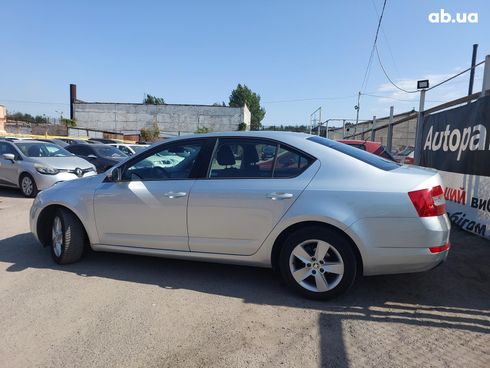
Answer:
237, 122, 247, 131
143, 94, 165, 105
229, 84, 265, 130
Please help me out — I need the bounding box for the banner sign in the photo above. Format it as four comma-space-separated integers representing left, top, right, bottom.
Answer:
420, 95, 490, 240
420, 95, 490, 176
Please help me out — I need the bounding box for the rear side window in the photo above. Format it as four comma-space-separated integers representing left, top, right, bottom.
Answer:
208, 138, 314, 179
274, 145, 313, 178
209, 139, 276, 178
308, 136, 400, 171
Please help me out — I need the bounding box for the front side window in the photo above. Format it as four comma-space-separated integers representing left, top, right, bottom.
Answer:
123, 141, 203, 181
209, 139, 277, 178
15, 142, 72, 157
0, 142, 18, 156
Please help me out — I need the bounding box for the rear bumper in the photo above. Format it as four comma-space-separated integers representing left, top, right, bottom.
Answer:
347, 215, 451, 276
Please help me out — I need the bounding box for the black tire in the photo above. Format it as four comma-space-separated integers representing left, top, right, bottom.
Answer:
279, 226, 357, 300
50, 208, 85, 264
19, 173, 38, 198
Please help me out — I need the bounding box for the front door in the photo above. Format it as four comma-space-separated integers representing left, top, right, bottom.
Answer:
0, 142, 21, 187
187, 138, 319, 255
93, 139, 206, 251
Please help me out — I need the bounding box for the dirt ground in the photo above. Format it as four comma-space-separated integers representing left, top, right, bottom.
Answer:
0, 187, 489, 368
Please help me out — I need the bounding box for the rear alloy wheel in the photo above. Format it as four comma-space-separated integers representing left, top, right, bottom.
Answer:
50, 209, 85, 264
19, 173, 38, 198
279, 227, 357, 299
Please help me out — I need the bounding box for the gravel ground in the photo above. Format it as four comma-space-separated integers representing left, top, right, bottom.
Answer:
0, 188, 489, 368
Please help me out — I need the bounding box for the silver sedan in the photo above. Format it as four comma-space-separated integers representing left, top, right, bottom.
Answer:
29, 132, 450, 299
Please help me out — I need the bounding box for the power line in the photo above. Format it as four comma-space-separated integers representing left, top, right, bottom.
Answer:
263, 95, 357, 104
360, 0, 388, 92
427, 60, 485, 91
0, 98, 69, 105
361, 93, 444, 103
375, 45, 418, 93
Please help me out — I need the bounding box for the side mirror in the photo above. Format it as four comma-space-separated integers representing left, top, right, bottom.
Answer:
107, 167, 122, 182
87, 154, 97, 160
2, 153, 15, 162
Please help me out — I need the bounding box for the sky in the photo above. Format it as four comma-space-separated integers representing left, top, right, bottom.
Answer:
0, 0, 488, 128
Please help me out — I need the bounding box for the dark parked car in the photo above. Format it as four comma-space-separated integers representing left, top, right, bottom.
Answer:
66, 144, 128, 173
57, 138, 91, 145
36, 138, 70, 148
88, 138, 120, 144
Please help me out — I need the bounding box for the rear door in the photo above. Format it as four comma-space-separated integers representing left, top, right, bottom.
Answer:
187, 138, 319, 255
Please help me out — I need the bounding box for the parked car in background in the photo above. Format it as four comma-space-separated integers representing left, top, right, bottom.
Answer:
337, 139, 396, 161
394, 145, 415, 163
31, 132, 450, 299
401, 151, 414, 165
57, 138, 91, 145
65, 144, 128, 173
88, 138, 121, 144
36, 138, 70, 148
110, 143, 149, 156
0, 140, 96, 197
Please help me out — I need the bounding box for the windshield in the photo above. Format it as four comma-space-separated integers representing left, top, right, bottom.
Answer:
93, 146, 128, 158
15, 142, 73, 158
307, 136, 400, 171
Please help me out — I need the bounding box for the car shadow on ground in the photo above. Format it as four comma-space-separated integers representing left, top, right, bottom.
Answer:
1, 228, 489, 367
0, 188, 24, 199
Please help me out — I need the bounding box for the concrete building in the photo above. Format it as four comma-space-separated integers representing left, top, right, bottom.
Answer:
70, 85, 251, 137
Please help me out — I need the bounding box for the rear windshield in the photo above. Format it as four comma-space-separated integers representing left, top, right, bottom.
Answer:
307, 136, 400, 171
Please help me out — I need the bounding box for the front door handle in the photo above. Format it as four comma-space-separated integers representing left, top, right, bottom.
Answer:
163, 191, 187, 199
266, 192, 294, 200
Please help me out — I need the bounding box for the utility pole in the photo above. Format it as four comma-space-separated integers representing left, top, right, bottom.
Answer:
482, 55, 490, 96
370, 115, 376, 141
468, 44, 478, 97
355, 91, 361, 125
386, 106, 394, 153
414, 88, 427, 165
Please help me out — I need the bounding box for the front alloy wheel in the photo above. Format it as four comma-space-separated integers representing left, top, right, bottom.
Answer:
49, 209, 85, 264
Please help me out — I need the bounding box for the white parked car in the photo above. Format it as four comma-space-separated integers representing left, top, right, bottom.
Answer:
30, 132, 450, 299
110, 143, 149, 156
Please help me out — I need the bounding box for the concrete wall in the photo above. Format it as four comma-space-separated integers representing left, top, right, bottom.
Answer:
73, 102, 251, 136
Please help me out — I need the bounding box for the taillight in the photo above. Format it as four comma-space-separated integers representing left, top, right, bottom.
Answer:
408, 185, 446, 217
429, 243, 450, 253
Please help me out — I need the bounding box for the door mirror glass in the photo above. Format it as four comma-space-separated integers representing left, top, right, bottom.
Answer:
107, 167, 122, 182
2, 153, 15, 162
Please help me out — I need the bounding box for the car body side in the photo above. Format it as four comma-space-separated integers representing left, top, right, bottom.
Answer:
30, 132, 450, 276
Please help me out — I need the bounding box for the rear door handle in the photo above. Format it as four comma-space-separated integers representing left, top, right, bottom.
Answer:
163, 191, 187, 199
266, 192, 294, 200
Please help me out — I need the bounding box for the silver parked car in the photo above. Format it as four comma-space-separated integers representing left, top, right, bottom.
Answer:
29, 132, 450, 299
0, 140, 96, 197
